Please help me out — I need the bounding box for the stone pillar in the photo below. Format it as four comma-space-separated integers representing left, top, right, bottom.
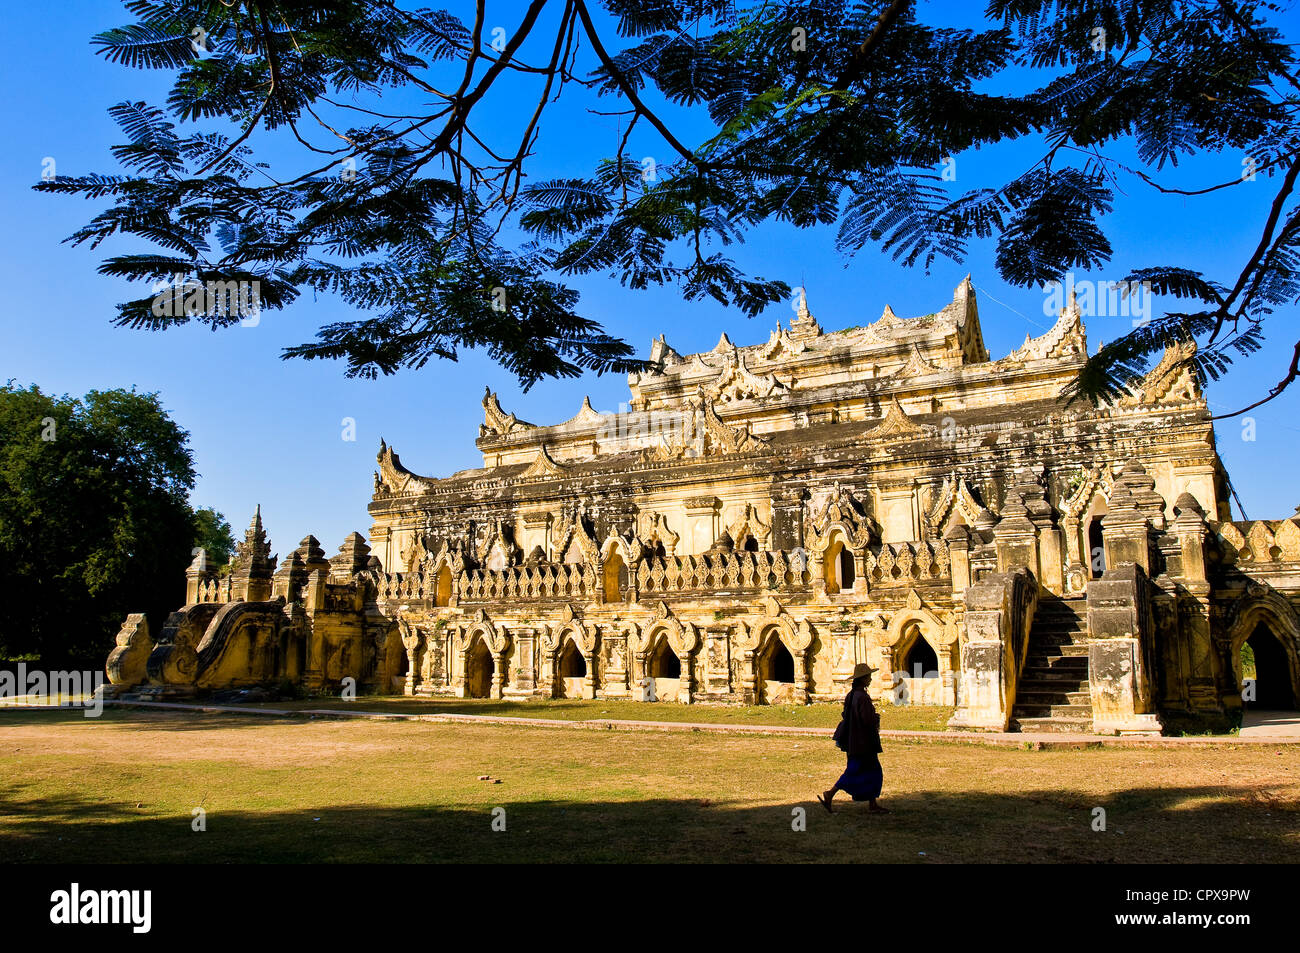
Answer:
678, 652, 694, 704
851, 551, 870, 594
1085, 564, 1163, 735
945, 525, 971, 594
456, 649, 471, 698
600, 629, 630, 699
705, 625, 732, 694
740, 649, 758, 704
491, 651, 507, 699
993, 491, 1039, 578
948, 582, 1011, 729
1102, 460, 1166, 575
1006, 470, 1063, 592
793, 650, 810, 704
947, 569, 1037, 731
185, 550, 212, 603
1169, 493, 1220, 713
830, 621, 857, 691
405, 645, 420, 695
809, 543, 828, 598
770, 485, 806, 551
1038, 528, 1066, 596
581, 650, 597, 699
1061, 513, 1087, 595
512, 628, 537, 693
633, 651, 651, 700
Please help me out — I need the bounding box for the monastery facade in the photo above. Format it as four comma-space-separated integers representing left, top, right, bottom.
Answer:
105, 280, 1300, 733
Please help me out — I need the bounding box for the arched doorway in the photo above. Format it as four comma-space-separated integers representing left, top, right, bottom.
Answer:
558, 639, 587, 698
900, 635, 939, 680
757, 635, 796, 704
603, 551, 627, 603
389, 629, 410, 693
1087, 515, 1106, 579
824, 535, 850, 594
433, 566, 452, 607
1242, 623, 1298, 710
646, 636, 682, 701
465, 637, 493, 698
649, 639, 680, 679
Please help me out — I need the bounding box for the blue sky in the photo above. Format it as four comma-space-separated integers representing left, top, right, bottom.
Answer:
3, 1, 1298, 561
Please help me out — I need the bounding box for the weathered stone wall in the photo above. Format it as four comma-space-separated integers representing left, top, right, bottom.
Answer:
103, 282, 1300, 735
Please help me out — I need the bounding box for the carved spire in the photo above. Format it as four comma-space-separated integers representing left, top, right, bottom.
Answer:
789, 288, 822, 340
234, 506, 271, 575
330, 532, 373, 576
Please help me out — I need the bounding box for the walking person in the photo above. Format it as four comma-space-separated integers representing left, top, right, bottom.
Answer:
819, 662, 889, 814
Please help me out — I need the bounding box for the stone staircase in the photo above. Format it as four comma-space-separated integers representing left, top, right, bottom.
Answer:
1010, 594, 1093, 733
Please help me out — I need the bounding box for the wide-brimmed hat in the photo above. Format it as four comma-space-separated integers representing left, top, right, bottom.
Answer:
851, 662, 878, 680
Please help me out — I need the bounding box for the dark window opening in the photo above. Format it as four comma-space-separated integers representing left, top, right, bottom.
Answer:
901, 637, 939, 678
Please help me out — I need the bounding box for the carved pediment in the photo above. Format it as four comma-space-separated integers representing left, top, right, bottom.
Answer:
890, 344, 940, 379
553, 502, 600, 567
520, 444, 567, 479
1117, 340, 1201, 407
563, 395, 607, 428
806, 483, 875, 551
871, 398, 926, 439
926, 476, 997, 533
641, 512, 680, 557
761, 322, 808, 361
646, 395, 770, 460
375, 441, 438, 496
705, 350, 788, 403
480, 387, 533, 438
1000, 297, 1086, 366
726, 503, 772, 550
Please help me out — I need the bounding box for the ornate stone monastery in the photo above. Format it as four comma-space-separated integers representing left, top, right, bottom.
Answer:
106, 280, 1300, 733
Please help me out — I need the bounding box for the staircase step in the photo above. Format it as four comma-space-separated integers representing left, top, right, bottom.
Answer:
1032, 623, 1087, 636
1029, 642, 1092, 657
1009, 716, 1093, 734
1024, 650, 1089, 664
1013, 597, 1093, 733
1032, 643, 1090, 658
1016, 689, 1092, 705
1012, 703, 1093, 718
1021, 660, 1088, 676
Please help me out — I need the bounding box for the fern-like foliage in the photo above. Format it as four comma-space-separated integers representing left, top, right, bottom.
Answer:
32, 0, 1300, 402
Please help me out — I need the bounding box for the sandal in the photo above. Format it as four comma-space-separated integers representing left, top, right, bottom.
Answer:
817, 792, 834, 814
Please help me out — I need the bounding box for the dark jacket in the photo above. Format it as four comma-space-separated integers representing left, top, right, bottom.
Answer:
842, 686, 883, 758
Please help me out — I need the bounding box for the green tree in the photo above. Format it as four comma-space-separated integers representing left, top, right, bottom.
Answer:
192, 506, 236, 572
0, 384, 198, 665
37, 1, 1300, 411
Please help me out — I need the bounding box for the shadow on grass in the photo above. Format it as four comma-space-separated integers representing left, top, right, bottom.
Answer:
1, 781, 1294, 864
0, 707, 307, 732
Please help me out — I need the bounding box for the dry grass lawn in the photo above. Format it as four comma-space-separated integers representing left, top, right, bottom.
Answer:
246, 694, 954, 731
0, 708, 1294, 863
